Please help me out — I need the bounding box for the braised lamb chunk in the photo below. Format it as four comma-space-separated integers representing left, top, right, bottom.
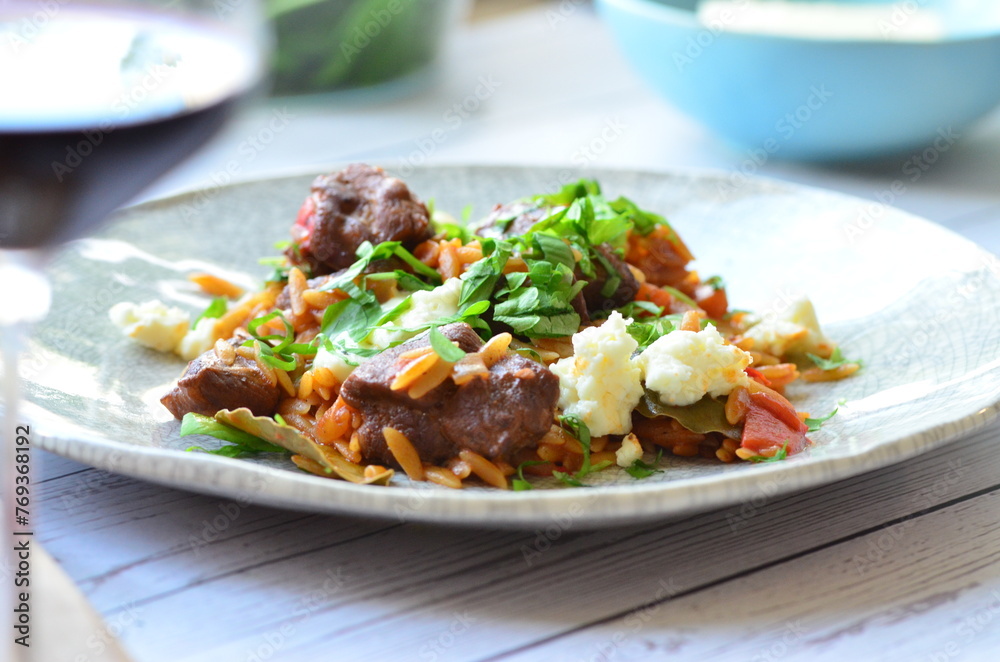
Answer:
161, 337, 281, 419
339, 323, 560, 467
473, 201, 553, 239
578, 243, 639, 315
287, 164, 433, 275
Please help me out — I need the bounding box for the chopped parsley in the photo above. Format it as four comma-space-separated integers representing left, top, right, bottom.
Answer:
245, 310, 317, 370
512, 460, 548, 491
747, 441, 790, 463
626, 313, 708, 351
192, 297, 227, 329
704, 275, 726, 291
429, 326, 466, 362
319, 240, 442, 294
320, 282, 383, 343
627, 317, 676, 351
493, 256, 584, 338
625, 448, 664, 479
805, 400, 845, 433
807, 347, 862, 371
458, 240, 511, 313
551, 415, 612, 487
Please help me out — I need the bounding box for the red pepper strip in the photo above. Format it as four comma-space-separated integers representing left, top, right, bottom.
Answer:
740, 390, 809, 457
745, 366, 771, 388
291, 195, 317, 251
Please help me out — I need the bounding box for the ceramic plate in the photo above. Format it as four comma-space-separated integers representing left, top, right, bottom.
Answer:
25, 165, 1000, 528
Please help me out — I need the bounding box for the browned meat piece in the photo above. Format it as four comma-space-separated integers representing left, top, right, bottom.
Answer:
473, 201, 555, 239
287, 164, 433, 275
161, 338, 281, 419
578, 243, 639, 315
339, 323, 559, 466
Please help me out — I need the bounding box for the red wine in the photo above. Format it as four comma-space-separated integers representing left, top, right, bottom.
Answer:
0, 3, 263, 248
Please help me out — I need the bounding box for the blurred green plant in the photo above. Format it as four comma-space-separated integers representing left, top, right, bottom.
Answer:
268, 0, 454, 95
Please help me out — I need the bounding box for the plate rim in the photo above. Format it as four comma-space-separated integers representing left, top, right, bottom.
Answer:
31, 163, 1000, 528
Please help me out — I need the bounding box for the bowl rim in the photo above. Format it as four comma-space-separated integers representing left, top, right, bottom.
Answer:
595, 0, 1000, 46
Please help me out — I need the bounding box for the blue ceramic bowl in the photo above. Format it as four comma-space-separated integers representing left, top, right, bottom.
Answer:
596, 0, 1000, 160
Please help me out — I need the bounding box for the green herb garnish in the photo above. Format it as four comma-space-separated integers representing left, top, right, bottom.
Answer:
704, 275, 726, 291
555, 414, 612, 486
747, 441, 790, 463
245, 310, 317, 370
627, 317, 676, 351
493, 258, 584, 338
512, 460, 548, 491
192, 297, 227, 329
805, 404, 842, 433
458, 240, 511, 312
660, 285, 699, 310
319, 240, 442, 294
625, 448, 664, 479
429, 326, 466, 362
552, 471, 586, 487
181, 412, 285, 457
807, 347, 862, 371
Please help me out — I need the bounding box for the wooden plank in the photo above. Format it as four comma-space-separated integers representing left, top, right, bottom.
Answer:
36, 421, 999, 661
495, 490, 1000, 662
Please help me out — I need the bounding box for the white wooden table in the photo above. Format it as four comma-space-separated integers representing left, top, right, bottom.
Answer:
37, 3, 1000, 660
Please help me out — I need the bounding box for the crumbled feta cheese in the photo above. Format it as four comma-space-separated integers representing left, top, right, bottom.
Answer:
616, 432, 643, 468
550, 312, 644, 437
109, 300, 190, 353
311, 344, 358, 384
367, 277, 463, 349
637, 323, 751, 407
744, 297, 833, 358
176, 317, 218, 361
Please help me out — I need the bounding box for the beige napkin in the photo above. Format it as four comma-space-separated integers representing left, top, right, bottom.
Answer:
11, 543, 135, 662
